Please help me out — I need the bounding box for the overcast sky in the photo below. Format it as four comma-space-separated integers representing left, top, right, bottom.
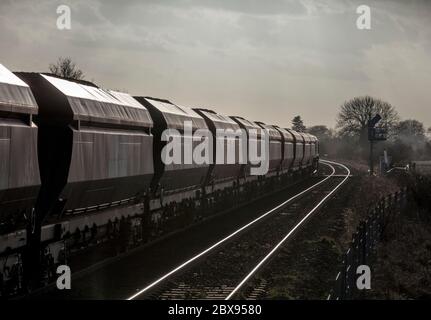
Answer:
1, 0, 430, 129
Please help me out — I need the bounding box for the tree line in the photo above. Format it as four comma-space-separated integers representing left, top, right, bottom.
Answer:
291, 96, 431, 164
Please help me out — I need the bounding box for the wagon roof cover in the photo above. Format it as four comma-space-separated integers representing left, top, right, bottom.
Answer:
143, 97, 207, 131
42, 74, 153, 127
0, 64, 37, 115
195, 109, 240, 131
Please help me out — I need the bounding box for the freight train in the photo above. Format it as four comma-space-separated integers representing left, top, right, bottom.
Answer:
0, 64, 318, 295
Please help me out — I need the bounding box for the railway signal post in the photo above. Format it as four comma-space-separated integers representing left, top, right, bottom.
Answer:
368, 114, 387, 176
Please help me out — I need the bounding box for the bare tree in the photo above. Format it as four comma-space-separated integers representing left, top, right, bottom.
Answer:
49, 57, 84, 80
291, 115, 306, 132
336, 96, 399, 148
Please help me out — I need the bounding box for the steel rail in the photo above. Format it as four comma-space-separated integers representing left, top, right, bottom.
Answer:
225, 159, 350, 300
127, 162, 337, 300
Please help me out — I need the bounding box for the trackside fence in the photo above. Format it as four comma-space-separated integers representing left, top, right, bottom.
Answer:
327, 187, 409, 300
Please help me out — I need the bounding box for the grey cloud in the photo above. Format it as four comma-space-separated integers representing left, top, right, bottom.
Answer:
98, 0, 308, 16
0, 0, 430, 129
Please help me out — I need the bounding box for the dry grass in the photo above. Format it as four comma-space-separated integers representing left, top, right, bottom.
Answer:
366, 174, 431, 299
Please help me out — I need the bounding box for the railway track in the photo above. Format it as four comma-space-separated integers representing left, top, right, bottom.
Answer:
127, 160, 350, 300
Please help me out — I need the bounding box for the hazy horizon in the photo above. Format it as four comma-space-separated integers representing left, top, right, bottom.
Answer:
1, 0, 430, 129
